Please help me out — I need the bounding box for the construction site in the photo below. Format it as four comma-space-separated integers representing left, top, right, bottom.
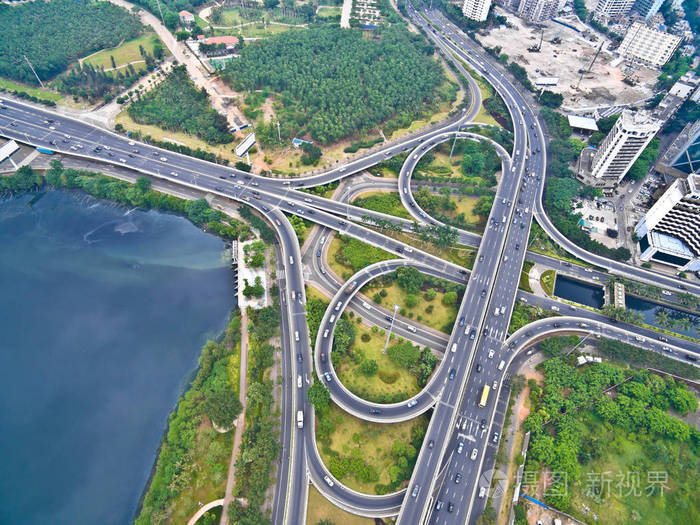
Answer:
476, 9, 659, 112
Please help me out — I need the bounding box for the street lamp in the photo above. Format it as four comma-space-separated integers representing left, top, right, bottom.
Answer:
383, 304, 400, 354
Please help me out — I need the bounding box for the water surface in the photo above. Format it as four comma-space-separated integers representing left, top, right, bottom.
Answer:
0, 190, 235, 525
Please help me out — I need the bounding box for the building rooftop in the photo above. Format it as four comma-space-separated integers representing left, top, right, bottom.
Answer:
567, 115, 599, 132
202, 36, 239, 46
649, 230, 695, 257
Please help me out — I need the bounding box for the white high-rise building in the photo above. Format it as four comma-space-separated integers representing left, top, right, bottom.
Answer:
462, 0, 492, 21
589, 110, 661, 184
636, 174, 700, 270
516, 0, 562, 22
594, 0, 636, 20
618, 22, 682, 68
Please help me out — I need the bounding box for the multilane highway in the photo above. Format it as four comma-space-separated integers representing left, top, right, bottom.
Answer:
1, 9, 698, 522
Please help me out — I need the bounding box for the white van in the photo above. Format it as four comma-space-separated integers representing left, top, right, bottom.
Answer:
335, 301, 342, 311
498, 360, 505, 371
294, 331, 299, 342
297, 410, 304, 428
494, 308, 500, 316
451, 343, 457, 353
407, 325, 416, 333
362, 301, 371, 310
289, 256, 294, 265
323, 329, 329, 338
551, 305, 560, 312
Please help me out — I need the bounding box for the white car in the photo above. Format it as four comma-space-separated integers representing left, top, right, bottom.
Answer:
297, 375, 302, 388
470, 448, 479, 460
324, 475, 334, 487
487, 349, 495, 359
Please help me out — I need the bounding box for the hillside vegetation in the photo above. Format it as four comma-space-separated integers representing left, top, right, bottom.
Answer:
127, 66, 233, 145
222, 26, 447, 145
0, 0, 142, 84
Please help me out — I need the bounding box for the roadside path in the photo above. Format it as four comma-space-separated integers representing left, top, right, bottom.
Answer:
219, 308, 250, 525
528, 263, 549, 297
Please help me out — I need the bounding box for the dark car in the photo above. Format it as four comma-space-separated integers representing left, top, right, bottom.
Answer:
480, 418, 486, 429
316, 250, 321, 257
553, 323, 561, 328
459, 269, 467, 275
449, 368, 456, 380
459, 317, 465, 327
469, 329, 476, 340
428, 439, 434, 449
369, 407, 382, 415
476, 363, 483, 372
447, 502, 454, 512
320, 352, 327, 363
481, 289, 487, 297
297, 353, 303, 363
385, 315, 392, 322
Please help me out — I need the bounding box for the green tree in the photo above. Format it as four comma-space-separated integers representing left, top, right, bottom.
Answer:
307, 381, 331, 414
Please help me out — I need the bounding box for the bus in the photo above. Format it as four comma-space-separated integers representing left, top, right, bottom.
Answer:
478, 385, 490, 408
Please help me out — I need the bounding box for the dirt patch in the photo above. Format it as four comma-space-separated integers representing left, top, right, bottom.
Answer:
476, 9, 658, 110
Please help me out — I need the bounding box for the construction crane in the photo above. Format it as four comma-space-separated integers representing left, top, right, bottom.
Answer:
528, 29, 544, 53
574, 40, 604, 90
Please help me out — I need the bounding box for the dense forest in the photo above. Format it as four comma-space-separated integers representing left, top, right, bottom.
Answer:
0, 0, 142, 84
222, 25, 446, 144
127, 66, 233, 144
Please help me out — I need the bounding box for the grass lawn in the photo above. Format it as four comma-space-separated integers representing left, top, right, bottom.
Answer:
0, 77, 63, 103
217, 8, 247, 26
336, 322, 421, 403
351, 190, 412, 220
306, 485, 373, 525
318, 403, 429, 494
238, 23, 302, 38
317, 6, 341, 17
83, 33, 164, 73
365, 280, 457, 334
519, 260, 534, 293
325, 234, 394, 282
540, 269, 555, 296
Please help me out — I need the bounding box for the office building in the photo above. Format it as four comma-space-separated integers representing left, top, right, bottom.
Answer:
587, 110, 662, 185
618, 22, 682, 68
657, 121, 700, 177
636, 173, 700, 270
516, 0, 563, 22
634, 0, 665, 20
594, 0, 636, 20
462, 0, 492, 21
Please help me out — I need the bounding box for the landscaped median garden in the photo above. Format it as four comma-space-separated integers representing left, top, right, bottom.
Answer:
307, 380, 430, 495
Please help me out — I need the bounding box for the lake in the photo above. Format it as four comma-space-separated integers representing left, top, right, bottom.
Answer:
0, 190, 236, 525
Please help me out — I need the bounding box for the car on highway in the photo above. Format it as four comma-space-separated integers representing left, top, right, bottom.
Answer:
454, 473, 462, 484
487, 349, 495, 359
459, 316, 465, 327
369, 407, 382, 415
492, 432, 499, 443
324, 372, 332, 382
324, 475, 334, 487
435, 500, 443, 511
449, 368, 456, 380
297, 353, 303, 363
320, 352, 327, 363
470, 448, 478, 460
480, 418, 486, 429
407, 399, 418, 408
297, 375, 302, 388
447, 502, 454, 513
428, 439, 434, 449
481, 288, 487, 297
469, 329, 476, 340
411, 485, 420, 497
456, 441, 464, 454
476, 363, 483, 372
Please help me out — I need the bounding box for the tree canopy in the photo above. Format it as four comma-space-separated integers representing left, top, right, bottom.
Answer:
222, 25, 445, 144
0, 0, 142, 84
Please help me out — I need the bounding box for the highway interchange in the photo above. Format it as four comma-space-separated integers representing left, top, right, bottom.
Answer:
1, 3, 699, 523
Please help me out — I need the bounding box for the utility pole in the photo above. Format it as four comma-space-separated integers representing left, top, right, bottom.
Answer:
23, 55, 44, 88
383, 304, 400, 354
448, 133, 459, 163
154, 0, 166, 28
